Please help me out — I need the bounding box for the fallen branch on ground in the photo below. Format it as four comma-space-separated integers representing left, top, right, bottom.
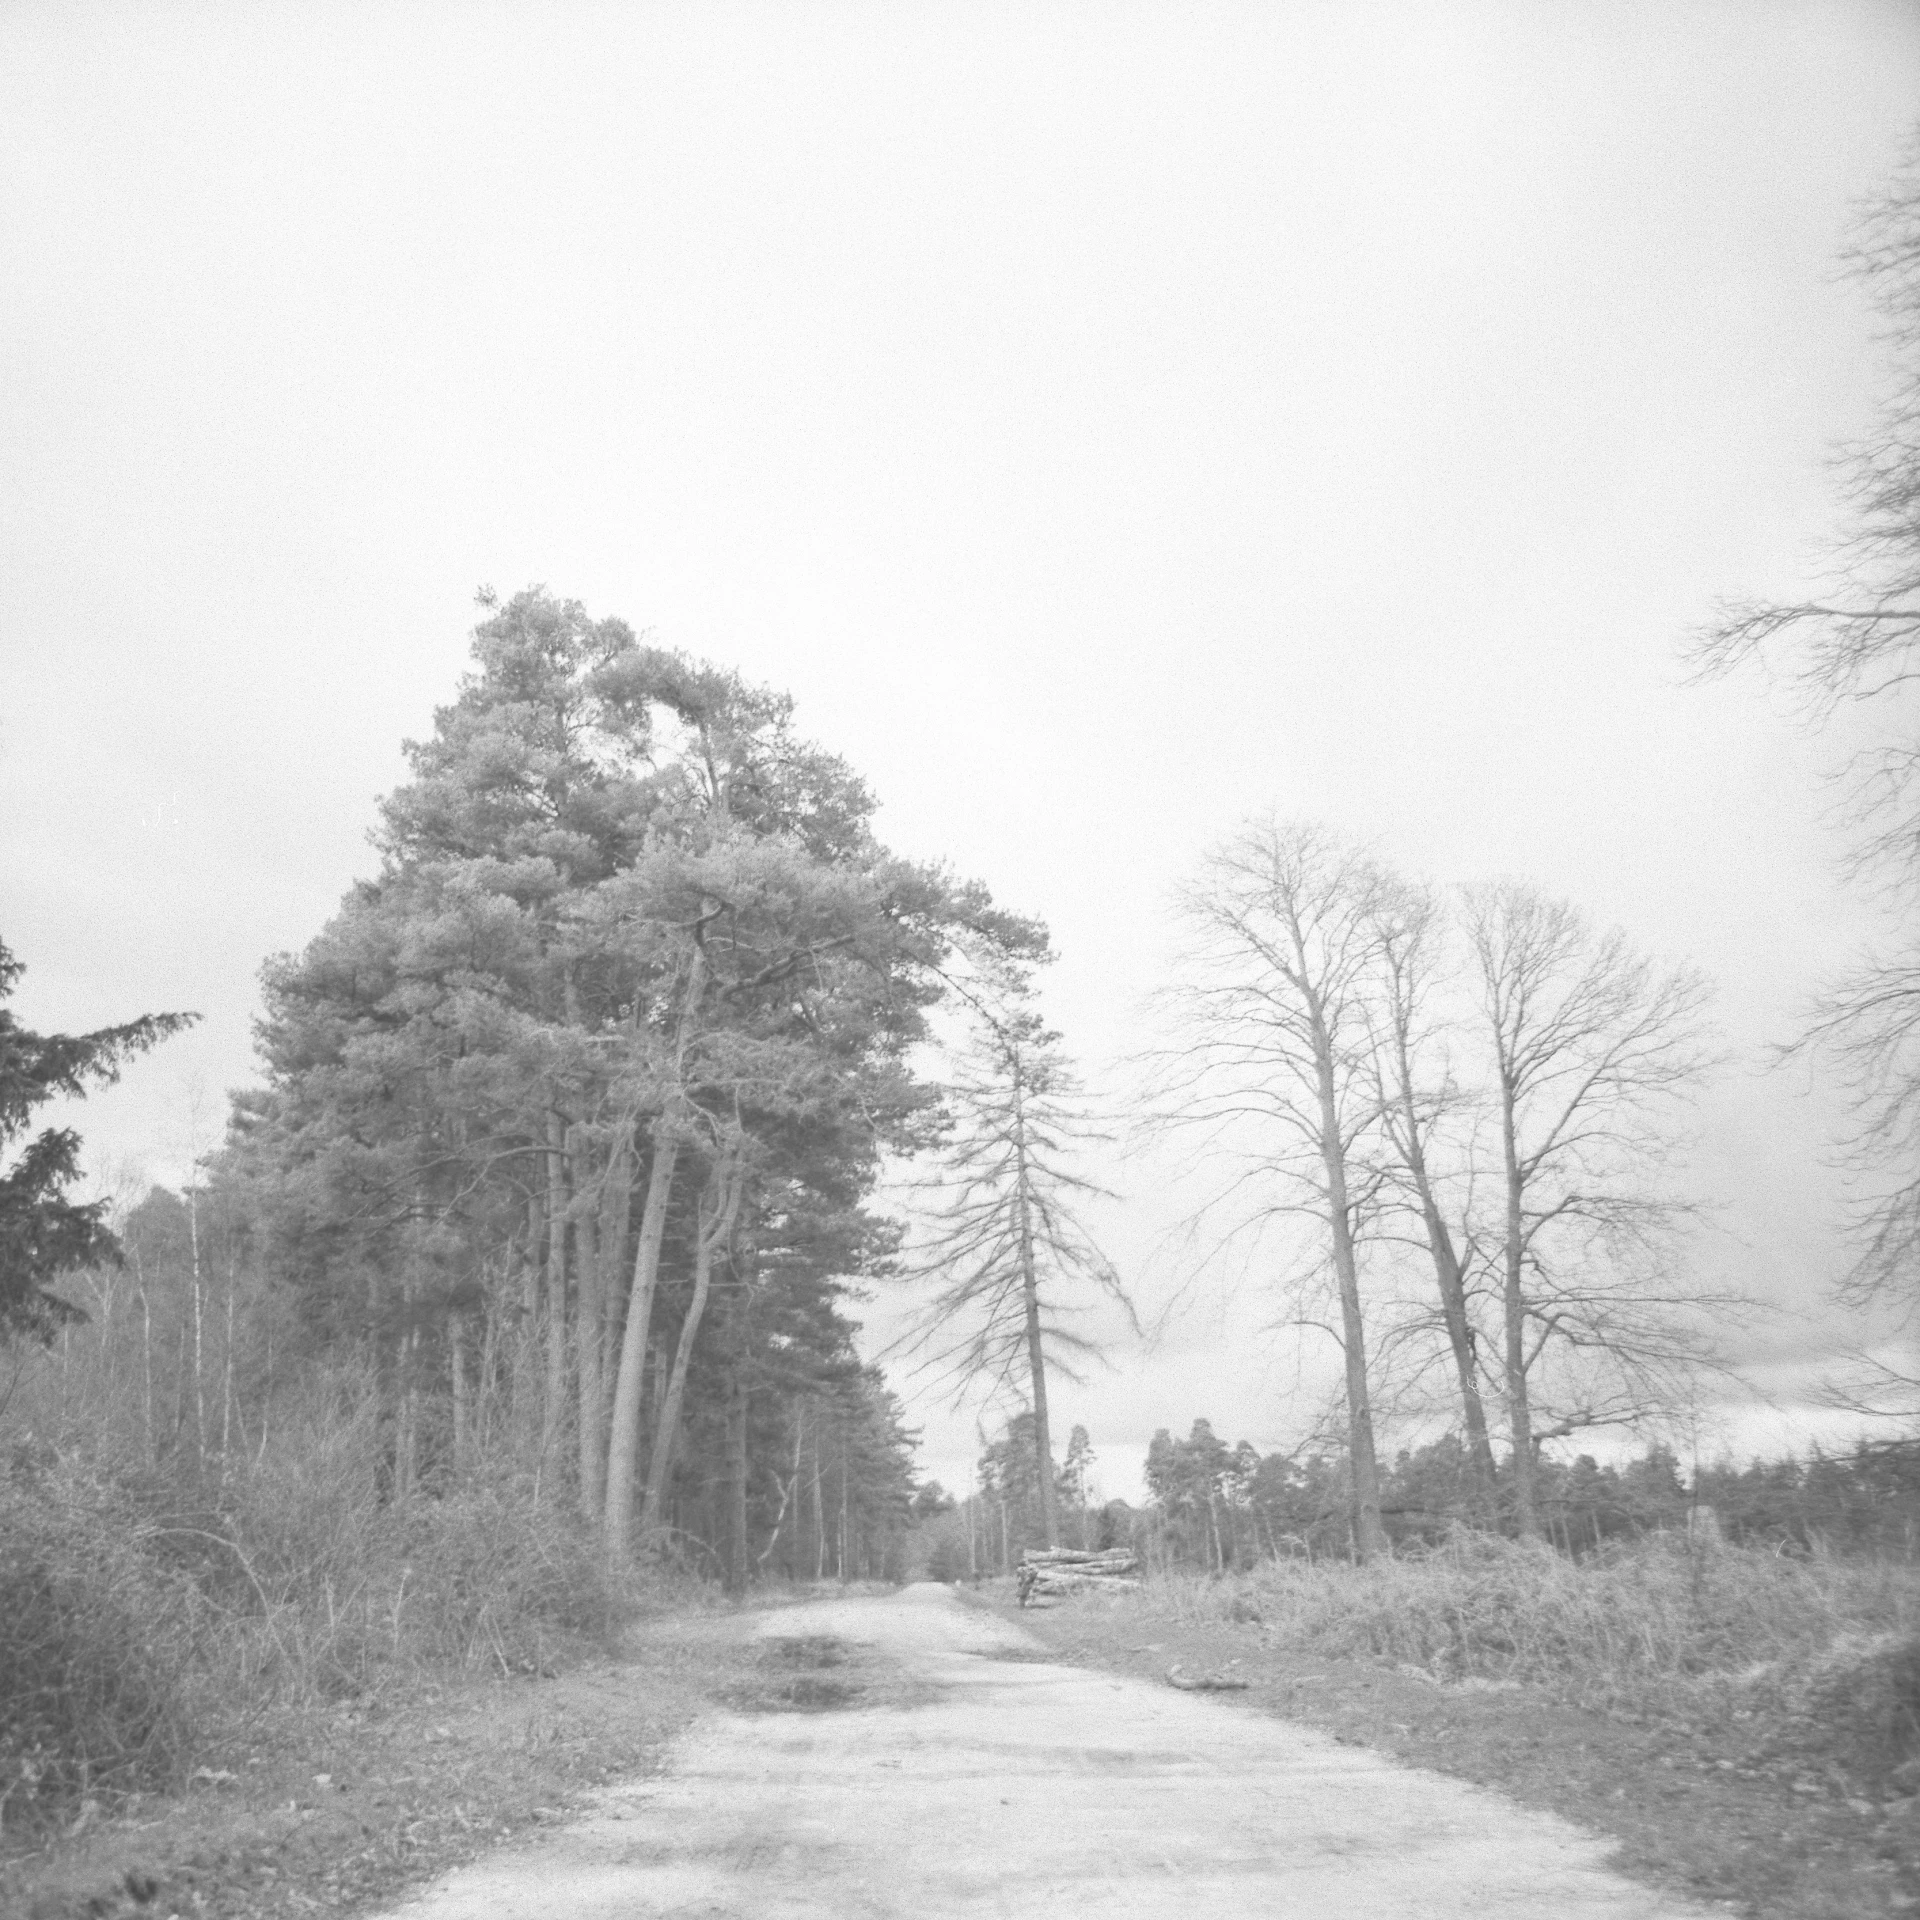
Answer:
1167, 1663, 1250, 1692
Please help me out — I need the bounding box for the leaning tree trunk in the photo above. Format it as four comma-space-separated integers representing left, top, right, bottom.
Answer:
639, 1149, 746, 1541
1422, 1201, 1501, 1514
603, 1130, 681, 1555
1378, 1002, 1500, 1513
1428, 1213, 1497, 1512
1390, 1074, 1501, 1513
597, 1117, 636, 1416
604, 939, 708, 1558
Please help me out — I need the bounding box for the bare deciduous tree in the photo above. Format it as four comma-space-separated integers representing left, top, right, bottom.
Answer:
1804, 959, 1920, 1420
1363, 881, 1501, 1513
1689, 147, 1920, 1369
1463, 883, 1721, 1536
1148, 819, 1394, 1559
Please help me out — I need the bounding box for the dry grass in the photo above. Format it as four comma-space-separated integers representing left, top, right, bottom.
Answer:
0, 1469, 209, 1817
1, 1362, 656, 1836
1124, 1534, 1920, 1789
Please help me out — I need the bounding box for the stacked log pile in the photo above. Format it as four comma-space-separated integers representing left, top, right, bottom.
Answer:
1015, 1547, 1140, 1607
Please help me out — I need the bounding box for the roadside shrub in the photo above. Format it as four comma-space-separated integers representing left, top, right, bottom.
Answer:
222, 1364, 387, 1615
202, 1366, 635, 1692
1140, 1533, 1918, 1692
1121, 1532, 1920, 1783
0, 1353, 644, 1830
1795, 1633, 1920, 1788
395, 1483, 632, 1672
0, 1464, 206, 1824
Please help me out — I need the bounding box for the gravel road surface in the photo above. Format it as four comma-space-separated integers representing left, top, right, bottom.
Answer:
368, 1582, 1708, 1918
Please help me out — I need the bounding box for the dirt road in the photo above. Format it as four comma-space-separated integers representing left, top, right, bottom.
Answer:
370, 1583, 1707, 1918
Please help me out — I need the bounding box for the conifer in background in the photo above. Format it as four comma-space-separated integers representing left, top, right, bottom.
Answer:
0, 938, 195, 1340
901, 959, 1130, 1549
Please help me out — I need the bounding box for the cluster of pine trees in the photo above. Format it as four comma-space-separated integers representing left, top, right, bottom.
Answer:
913, 1409, 1104, 1578
219, 588, 1062, 1581
15, 588, 1056, 1591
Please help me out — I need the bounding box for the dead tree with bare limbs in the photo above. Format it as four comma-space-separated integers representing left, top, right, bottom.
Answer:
900, 970, 1130, 1551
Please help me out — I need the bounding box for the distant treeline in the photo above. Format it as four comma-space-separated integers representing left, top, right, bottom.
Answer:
1133, 1423, 1920, 1566
924, 1414, 1920, 1576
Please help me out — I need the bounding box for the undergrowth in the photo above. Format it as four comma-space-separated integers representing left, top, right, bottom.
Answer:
1127, 1535, 1920, 1790
0, 1364, 656, 1836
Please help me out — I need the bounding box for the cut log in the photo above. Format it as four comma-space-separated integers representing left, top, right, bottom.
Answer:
1018, 1567, 1141, 1606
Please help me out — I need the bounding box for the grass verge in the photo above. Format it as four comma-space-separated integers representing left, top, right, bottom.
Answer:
0, 1603, 761, 1920
989, 1538, 1920, 1920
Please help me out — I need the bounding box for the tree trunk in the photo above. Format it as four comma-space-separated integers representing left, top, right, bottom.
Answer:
450, 1312, 469, 1470
604, 941, 708, 1557
573, 1126, 606, 1521
476, 1301, 500, 1460
597, 1119, 636, 1423
520, 1192, 543, 1320
136, 1258, 154, 1468
605, 1135, 677, 1555
221, 1254, 236, 1477
1385, 1049, 1501, 1513
1419, 1198, 1500, 1510
1011, 1072, 1060, 1550
256, 1310, 272, 1466
640, 1150, 745, 1540
395, 1308, 417, 1505
169, 1276, 190, 1477
839, 1437, 851, 1582
1428, 1213, 1497, 1512
761, 1411, 804, 1574
723, 1371, 750, 1594
517, 1188, 544, 1447
1305, 988, 1390, 1559
812, 1419, 826, 1580
187, 1185, 207, 1486
543, 1111, 570, 1472
1498, 1078, 1541, 1537
649, 1337, 668, 1473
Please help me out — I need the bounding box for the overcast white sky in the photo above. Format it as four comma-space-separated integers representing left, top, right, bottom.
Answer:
5, 2, 1919, 1500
